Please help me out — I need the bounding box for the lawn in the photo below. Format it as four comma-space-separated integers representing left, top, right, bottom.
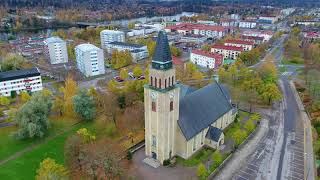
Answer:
0, 121, 94, 180
281, 58, 304, 65
177, 147, 215, 167
0, 117, 77, 161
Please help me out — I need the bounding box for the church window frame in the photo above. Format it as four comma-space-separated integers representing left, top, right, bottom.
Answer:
192, 137, 196, 151
154, 77, 157, 88
165, 79, 167, 88
171, 76, 174, 86
201, 131, 204, 145
170, 100, 173, 111
150, 76, 153, 86
152, 101, 156, 112
159, 79, 161, 89
152, 135, 156, 148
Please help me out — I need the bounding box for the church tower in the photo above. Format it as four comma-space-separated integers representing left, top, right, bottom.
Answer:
144, 30, 180, 164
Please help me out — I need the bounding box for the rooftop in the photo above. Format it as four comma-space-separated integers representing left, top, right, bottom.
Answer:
224, 39, 255, 46
166, 23, 228, 32
212, 44, 244, 52
206, 126, 223, 142
100, 29, 124, 34
45, 36, 64, 44
152, 30, 172, 70
191, 49, 223, 60
76, 43, 100, 52
178, 82, 233, 140
0, 68, 40, 82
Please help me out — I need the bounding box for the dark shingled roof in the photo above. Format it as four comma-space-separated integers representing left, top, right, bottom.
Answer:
152, 30, 172, 70
0, 68, 40, 82
178, 82, 233, 140
206, 126, 223, 142
179, 84, 196, 99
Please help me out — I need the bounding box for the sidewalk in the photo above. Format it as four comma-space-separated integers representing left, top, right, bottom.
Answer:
212, 119, 269, 180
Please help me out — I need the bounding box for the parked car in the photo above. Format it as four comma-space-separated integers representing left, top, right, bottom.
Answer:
128, 72, 135, 79
114, 76, 124, 82
138, 75, 145, 80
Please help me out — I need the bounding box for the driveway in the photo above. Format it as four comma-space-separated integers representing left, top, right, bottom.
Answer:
128, 147, 197, 180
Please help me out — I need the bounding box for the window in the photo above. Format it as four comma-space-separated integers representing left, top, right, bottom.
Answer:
168, 78, 171, 87
193, 137, 196, 151
152, 101, 156, 112
151, 76, 153, 86
170, 101, 173, 111
152, 135, 156, 147
154, 77, 157, 88
201, 131, 204, 145
165, 79, 167, 88
159, 79, 161, 89
171, 76, 174, 86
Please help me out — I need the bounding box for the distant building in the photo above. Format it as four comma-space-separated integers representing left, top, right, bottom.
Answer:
106, 42, 148, 63
258, 16, 279, 24
165, 23, 231, 39
44, 37, 68, 64
224, 39, 254, 51
180, 34, 207, 44
241, 35, 264, 45
0, 68, 43, 97
211, 44, 244, 60
100, 30, 125, 49
75, 43, 105, 77
190, 49, 223, 69
239, 20, 257, 29
241, 30, 273, 42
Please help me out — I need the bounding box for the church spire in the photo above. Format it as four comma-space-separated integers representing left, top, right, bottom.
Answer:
152, 30, 172, 70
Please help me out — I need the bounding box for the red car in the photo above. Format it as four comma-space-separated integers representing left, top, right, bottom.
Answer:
114, 76, 124, 82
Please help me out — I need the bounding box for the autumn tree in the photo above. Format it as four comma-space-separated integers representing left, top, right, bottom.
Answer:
133, 66, 143, 77
60, 75, 78, 117
211, 151, 223, 166
0, 96, 10, 106
260, 83, 282, 105
120, 68, 128, 80
232, 129, 247, 146
170, 45, 182, 57
197, 163, 207, 180
201, 43, 211, 52
19, 91, 31, 103
36, 158, 68, 180
244, 119, 255, 133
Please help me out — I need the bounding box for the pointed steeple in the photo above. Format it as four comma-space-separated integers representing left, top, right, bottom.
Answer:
152, 30, 173, 70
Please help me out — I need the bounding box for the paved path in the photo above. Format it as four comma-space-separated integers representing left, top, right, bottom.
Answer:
212, 119, 269, 180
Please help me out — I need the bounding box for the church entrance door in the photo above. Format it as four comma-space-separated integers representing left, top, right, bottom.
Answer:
151, 152, 157, 160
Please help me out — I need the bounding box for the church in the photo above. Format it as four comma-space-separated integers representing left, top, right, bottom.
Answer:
144, 30, 237, 164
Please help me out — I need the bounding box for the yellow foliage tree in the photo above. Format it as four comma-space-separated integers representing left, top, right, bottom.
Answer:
36, 158, 68, 180
60, 75, 78, 117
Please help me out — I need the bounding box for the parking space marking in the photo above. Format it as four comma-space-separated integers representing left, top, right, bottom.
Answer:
291, 171, 304, 178
236, 175, 248, 180
291, 163, 304, 169
291, 166, 304, 173
287, 175, 303, 180
292, 148, 304, 153
246, 166, 257, 173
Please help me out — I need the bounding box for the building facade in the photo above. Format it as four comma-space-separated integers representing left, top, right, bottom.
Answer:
144, 30, 236, 165
0, 68, 43, 97
100, 30, 125, 49
75, 43, 105, 77
211, 44, 244, 60
239, 20, 257, 29
224, 39, 254, 51
44, 37, 68, 64
106, 42, 149, 63
190, 49, 223, 69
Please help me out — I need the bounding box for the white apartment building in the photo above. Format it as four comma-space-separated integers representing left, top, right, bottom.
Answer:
75, 43, 105, 77
241, 30, 273, 42
211, 44, 244, 60
106, 42, 149, 63
0, 68, 43, 97
224, 39, 254, 51
190, 50, 223, 69
100, 30, 125, 49
239, 20, 257, 29
44, 37, 68, 64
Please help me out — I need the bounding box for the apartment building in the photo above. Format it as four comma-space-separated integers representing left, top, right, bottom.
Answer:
44, 37, 68, 64
211, 44, 244, 60
75, 43, 105, 77
190, 49, 223, 69
224, 39, 254, 51
0, 68, 43, 97
100, 30, 125, 49
106, 42, 148, 63
239, 20, 257, 29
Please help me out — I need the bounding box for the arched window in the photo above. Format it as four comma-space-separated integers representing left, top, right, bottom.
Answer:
170, 101, 173, 111
154, 77, 157, 88
171, 76, 174, 86
168, 77, 171, 87
159, 79, 161, 89
165, 79, 167, 88
150, 76, 153, 86
152, 101, 156, 112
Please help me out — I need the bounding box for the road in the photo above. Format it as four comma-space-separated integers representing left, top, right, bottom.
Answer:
232, 33, 315, 180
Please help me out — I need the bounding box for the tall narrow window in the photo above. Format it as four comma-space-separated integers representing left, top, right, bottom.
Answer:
171, 76, 174, 86
154, 77, 157, 88
201, 131, 204, 145
152, 135, 156, 147
193, 137, 196, 151
150, 76, 153, 86
169, 77, 171, 87
165, 79, 167, 88
152, 101, 156, 112
159, 79, 161, 89
170, 101, 173, 111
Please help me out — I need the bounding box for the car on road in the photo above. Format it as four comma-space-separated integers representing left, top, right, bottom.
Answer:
138, 75, 145, 80
128, 72, 135, 79
114, 76, 124, 82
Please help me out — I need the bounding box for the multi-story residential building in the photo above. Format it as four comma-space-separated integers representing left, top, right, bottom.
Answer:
241, 30, 273, 42
211, 44, 244, 60
0, 68, 43, 97
190, 49, 223, 69
258, 16, 279, 24
44, 37, 68, 64
75, 43, 105, 77
106, 42, 148, 63
165, 23, 231, 39
224, 39, 255, 51
241, 35, 264, 45
100, 30, 125, 49
239, 20, 257, 29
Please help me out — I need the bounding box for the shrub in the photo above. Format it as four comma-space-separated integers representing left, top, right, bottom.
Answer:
105, 123, 117, 137
196, 163, 207, 180
127, 151, 133, 160
163, 159, 171, 166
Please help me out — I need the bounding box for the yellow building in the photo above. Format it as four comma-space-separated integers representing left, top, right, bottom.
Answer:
144, 30, 236, 164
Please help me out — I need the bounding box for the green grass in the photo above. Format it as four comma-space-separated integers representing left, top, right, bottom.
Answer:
177, 147, 214, 167
281, 58, 304, 65
0, 121, 94, 180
